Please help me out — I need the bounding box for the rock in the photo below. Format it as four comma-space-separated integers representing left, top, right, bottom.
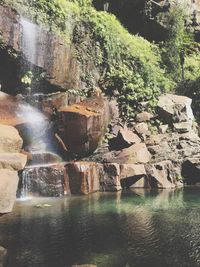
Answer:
135, 122, 151, 138
66, 162, 100, 195
157, 94, 194, 124
173, 122, 192, 133
0, 124, 23, 153
181, 159, 200, 185
0, 169, 19, 213
109, 125, 141, 150
0, 246, 7, 267
100, 163, 121, 192
20, 164, 70, 197
71, 265, 97, 267
145, 161, 179, 189
0, 153, 27, 171
136, 112, 153, 122
58, 96, 110, 156
103, 143, 151, 164
120, 164, 149, 189
158, 124, 169, 134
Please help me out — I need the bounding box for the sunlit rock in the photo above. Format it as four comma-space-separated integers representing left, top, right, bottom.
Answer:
66, 162, 101, 195
157, 94, 194, 124
109, 125, 141, 150
136, 111, 153, 122
145, 160, 181, 189
0, 124, 23, 153
58, 96, 110, 157
0, 153, 27, 171
0, 169, 19, 213
103, 143, 151, 164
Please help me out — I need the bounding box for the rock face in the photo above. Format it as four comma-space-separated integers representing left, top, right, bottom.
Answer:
58, 96, 110, 157
66, 162, 101, 195
0, 124, 23, 153
0, 124, 27, 213
0, 170, 19, 213
20, 164, 70, 197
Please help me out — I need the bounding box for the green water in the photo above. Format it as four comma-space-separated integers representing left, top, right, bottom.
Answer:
1, 188, 200, 267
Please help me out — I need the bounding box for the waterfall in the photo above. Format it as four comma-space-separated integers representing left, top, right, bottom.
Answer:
20, 17, 37, 66
20, 168, 32, 200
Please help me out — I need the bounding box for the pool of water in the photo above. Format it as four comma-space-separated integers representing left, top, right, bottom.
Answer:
1, 188, 200, 267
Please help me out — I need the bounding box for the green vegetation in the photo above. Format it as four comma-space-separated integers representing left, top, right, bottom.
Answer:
1, 0, 200, 121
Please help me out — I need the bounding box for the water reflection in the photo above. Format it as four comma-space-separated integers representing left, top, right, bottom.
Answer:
0, 189, 200, 267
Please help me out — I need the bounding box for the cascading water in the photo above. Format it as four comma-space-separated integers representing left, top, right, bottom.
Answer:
18, 17, 63, 200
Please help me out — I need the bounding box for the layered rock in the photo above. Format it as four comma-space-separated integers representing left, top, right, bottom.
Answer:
100, 163, 122, 192
0, 124, 27, 213
58, 95, 110, 156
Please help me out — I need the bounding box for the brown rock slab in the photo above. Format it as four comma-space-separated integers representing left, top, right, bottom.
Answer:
0, 124, 23, 153
0, 153, 27, 171
66, 162, 101, 195
0, 169, 19, 213
173, 122, 192, 133
103, 143, 151, 164
58, 96, 110, 156
135, 122, 151, 138
0, 246, 7, 267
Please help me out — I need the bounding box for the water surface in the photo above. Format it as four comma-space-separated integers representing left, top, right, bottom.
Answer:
1, 188, 200, 267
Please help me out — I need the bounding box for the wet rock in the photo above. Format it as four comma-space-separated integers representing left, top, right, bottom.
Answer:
100, 163, 121, 192
157, 94, 194, 124
145, 161, 180, 189
0, 153, 27, 171
109, 125, 141, 150
136, 112, 153, 122
0, 124, 23, 153
0, 169, 19, 213
20, 164, 70, 197
173, 122, 192, 133
0, 246, 7, 267
103, 143, 151, 164
58, 96, 110, 157
66, 162, 101, 195
181, 159, 200, 185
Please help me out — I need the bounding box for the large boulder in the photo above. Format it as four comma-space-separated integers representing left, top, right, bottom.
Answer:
109, 125, 141, 150
58, 96, 110, 156
120, 164, 149, 189
19, 164, 70, 197
65, 162, 101, 195
0, 169, 19, 213
0, 124, 23, 153
0, 153, 27, 171
145, 160, 180, 189
157, 94, 194, 124
103, 143, 151, 164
